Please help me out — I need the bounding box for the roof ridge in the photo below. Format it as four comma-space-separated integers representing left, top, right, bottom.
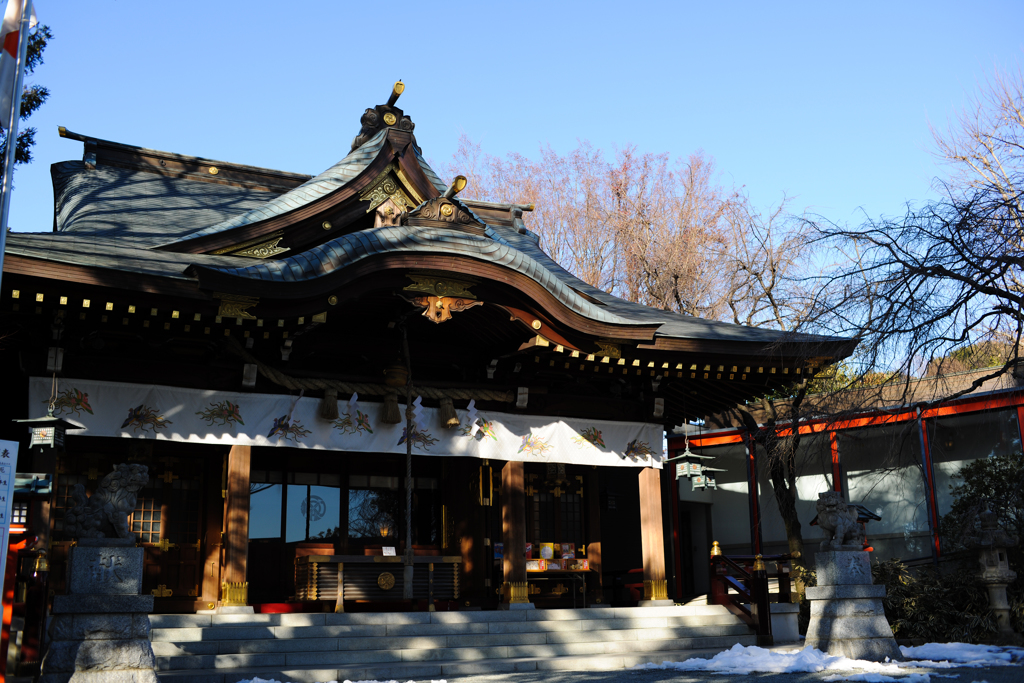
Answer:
57, 127, 312, 182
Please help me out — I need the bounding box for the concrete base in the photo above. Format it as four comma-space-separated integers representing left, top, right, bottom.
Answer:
40, 544, 159, 683
500, 602, 536, 610
805, 550, 901, 662
770, 602, 800, 644
637, 599, 675, 607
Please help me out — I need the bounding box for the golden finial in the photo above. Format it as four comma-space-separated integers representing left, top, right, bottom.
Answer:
710, 541, 723, 557
443, 175, 468, 199
753, 554, 766, 572
387, 80, 405, 107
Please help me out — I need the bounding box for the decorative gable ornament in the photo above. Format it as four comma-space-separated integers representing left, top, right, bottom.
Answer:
351, 81, 417, 151
402, 174, 483, 230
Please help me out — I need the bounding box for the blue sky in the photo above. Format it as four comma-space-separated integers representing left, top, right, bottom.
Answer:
7, 1, 1024, 232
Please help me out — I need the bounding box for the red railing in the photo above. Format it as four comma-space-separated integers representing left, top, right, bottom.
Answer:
708, 543, 794, 646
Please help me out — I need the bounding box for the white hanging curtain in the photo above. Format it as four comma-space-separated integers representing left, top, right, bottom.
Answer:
29, 377, 663, 469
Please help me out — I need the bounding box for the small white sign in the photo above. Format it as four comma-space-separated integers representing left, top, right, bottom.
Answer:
0, 439, 20, 584
382, 546, 396, 556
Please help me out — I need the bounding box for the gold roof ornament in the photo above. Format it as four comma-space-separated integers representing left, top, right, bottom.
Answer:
443, 175, 468, 199
387, 80, 404, 107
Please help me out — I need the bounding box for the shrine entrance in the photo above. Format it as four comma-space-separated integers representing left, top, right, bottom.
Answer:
50, 439, 211, 613
246, 449, 446, 606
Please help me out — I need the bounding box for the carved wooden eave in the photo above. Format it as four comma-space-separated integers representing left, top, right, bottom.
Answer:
402, 196, 485, 234
358, 162, 420, 214
209, 232, 289, 259
157, 130, 439, 257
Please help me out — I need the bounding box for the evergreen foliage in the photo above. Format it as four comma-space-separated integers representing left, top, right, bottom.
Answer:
869, 452, 1024, 642
0, 24, 51, 178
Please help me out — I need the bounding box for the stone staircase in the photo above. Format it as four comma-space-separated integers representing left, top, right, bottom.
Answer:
151, 605, 757, 682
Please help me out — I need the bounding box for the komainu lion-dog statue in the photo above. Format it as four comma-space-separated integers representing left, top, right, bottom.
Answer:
816, 490, 866, 550
64, 463, 149, 539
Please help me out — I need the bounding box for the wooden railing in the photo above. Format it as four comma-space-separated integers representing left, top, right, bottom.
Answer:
708, 541, 795, 646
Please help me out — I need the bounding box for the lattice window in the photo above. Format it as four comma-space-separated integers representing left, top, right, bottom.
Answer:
130, 492, 161, 544
528, 492, 556, 545
51, 473, 88, 541
11, 501, 28, 525
559, 493, 583, 547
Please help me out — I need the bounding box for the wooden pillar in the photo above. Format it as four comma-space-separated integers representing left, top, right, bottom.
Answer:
200, 452, 225, 608
221, 445, 251, 606
500, 460, 529, 605
638, 466, 669, 602
585, 468, 603, 603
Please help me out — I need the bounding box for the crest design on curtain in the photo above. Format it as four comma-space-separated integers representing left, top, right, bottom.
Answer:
267, 415, 311, 442
121, 405, 172, 433
196, 400, 244, 427
51, 388, 94, 417
518, 434, 553, 456
334, 409, 374, 435
625, 439, 656, 461
573, 427, 606, 449
398, 425, 439, 451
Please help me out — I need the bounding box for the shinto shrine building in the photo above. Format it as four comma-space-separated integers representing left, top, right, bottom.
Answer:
0, 83, 854, 614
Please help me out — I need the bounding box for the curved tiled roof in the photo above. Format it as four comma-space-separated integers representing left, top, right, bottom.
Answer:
189, 224, 637, 327
172, 129, 447, 244
51, 161, 283, 245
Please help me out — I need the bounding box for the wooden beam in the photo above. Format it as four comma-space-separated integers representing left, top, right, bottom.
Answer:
639, 467, 668, 602
501, 461, 526, 589
222, 445, 251, 604
586, 469, 603, 602
201, 453, 225, 607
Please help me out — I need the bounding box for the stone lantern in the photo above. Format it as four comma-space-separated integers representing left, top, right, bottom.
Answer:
963, 502, 1021, 644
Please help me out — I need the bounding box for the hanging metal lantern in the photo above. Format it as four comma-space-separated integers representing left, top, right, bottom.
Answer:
13, 409, 77, 453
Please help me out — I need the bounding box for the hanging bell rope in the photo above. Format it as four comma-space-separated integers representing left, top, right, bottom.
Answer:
319, 387, 339, 421
222, 336, 513, 411
382, 392, 402, 424
438, 396, 460, 429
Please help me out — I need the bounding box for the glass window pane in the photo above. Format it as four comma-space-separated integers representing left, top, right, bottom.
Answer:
286, 485, 308, 543
698, 443, 750, 550
249, 483, 283, 539
928, 409, 1021, 517
839, 423, 929, 560
348, 488, 399, 540
307, 486, 341, 541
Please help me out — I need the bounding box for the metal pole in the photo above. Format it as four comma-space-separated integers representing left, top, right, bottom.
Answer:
0, 0, 33, 295
745, 435, 763, 555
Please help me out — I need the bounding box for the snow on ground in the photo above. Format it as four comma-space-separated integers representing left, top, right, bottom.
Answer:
900, 644, 1024, 666
234, 644, 1024, 683
634, 642, 1024, 680
238, 679, 447, 683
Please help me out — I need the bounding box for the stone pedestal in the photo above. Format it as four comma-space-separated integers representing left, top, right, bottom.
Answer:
805, 549, 901, 661
40, 539, 158, 683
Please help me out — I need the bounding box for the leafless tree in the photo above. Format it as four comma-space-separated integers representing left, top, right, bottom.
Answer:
439, 135, 827, 580
804, 64, 1024, 403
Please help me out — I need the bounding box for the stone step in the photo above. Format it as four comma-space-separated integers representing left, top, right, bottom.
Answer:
155, 632, 756, 671
149, 613, 741, 643
147, 603, 736, 630
151, 622, 751, 657
155, 646, 745, 683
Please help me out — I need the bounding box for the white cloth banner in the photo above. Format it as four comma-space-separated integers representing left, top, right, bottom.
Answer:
29, 378, 663, 469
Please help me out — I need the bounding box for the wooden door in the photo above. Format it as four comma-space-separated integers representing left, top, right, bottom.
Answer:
132, 459, 204, 612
